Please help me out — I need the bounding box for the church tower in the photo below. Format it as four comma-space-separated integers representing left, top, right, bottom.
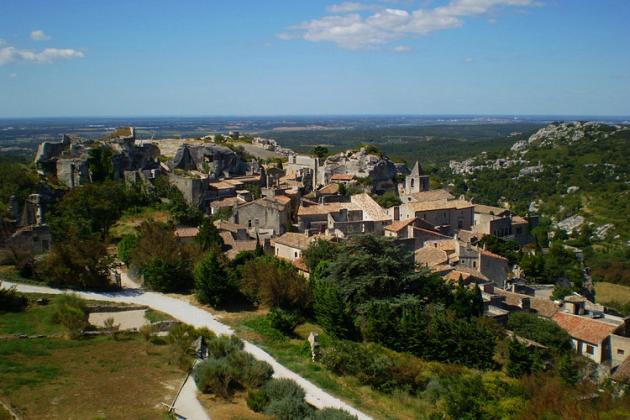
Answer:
405, 161, 429, 194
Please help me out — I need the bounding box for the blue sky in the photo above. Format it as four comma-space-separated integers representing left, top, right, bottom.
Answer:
0, 0, 629, 117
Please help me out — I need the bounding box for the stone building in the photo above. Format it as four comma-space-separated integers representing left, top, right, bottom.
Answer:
233, 196, 290, 235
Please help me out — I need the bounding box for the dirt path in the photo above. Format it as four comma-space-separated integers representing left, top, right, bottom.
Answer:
4, 281, 370, 420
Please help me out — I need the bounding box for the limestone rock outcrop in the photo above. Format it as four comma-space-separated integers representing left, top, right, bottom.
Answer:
322, 147, 398, 191
170, 144, 248, 178
34, 127, 161, 188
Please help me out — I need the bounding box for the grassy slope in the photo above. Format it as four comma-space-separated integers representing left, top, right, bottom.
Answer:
595, 282, 630, 306
0, 301, 183, 419
227, 313, 440, 420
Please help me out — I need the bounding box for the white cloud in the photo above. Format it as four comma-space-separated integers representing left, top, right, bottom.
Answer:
0, 45, 84, 66
327, 2, 376, 13
30, 30, 51, 41
464, 56, 474, 63
281, 0, 539, 49
393, 45, 411, 53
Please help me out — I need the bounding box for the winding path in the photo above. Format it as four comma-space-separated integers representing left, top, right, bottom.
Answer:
3, 281, 370, 420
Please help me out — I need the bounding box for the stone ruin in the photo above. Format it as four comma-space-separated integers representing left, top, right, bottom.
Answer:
169, 143, 249, 179
34, 127, 161, 188
323, 147, 399, 192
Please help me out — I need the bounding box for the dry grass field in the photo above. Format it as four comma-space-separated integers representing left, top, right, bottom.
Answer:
595, 282, 630, 305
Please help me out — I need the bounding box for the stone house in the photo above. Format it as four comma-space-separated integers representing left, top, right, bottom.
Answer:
472, 204, 532, 245
233, 196, 290, 235
7, 225, 52, 255
399, 199, 474, 234
552, 297, 629, 365
271, 232, 315, 261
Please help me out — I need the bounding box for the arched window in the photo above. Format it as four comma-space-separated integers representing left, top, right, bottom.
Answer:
411, 178, 415, 188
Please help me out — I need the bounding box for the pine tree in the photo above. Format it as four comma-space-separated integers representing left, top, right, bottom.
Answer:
194, 250, 232, 307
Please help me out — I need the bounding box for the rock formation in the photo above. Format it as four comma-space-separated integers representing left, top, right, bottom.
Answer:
322, 147, 399, 192
170, 144, 248, 178
34, 127, 161, 188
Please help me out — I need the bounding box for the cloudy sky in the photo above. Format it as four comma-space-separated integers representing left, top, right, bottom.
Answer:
1, 0, 629, 117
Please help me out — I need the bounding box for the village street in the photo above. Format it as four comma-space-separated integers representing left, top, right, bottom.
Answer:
3, 281, 370, 420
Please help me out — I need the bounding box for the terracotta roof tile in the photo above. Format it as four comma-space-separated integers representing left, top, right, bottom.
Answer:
552, 312, 620, 344
331, 174, 354, 181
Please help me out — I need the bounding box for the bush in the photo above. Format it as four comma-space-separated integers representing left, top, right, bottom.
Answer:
206, 335, 244, 359
262, 378, 306, 402
194, 358, 237, 398
51, 294, 89, 338
0, 282, 28, 312
507, 312, 572, 352
246, 389, 269, 412
264, 397, 313, 420
227, 351, 273, 388
267, 308, 299, 335
117, 234, 138, 265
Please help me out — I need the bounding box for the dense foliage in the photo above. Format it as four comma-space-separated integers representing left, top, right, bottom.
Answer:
310, 235, 497, 368
507, 312, 572, 352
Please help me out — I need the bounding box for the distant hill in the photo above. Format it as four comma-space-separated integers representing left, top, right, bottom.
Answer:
448, 121, 630, 242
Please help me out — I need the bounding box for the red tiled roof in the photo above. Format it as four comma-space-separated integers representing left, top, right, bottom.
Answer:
480, 248, 508, 261
292, 257, 310, 273
331, 174, 354, 181
552, 312, 620, 344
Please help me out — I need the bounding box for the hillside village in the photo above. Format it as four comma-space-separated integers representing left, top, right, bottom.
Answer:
2, 123, 630, 373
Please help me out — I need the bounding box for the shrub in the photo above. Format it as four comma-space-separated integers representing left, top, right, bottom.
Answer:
264, 397, 313, 420
227, 351, 273, 388
0, 282, 28, 312
51, 294, 89, 338
262, 378, 306, 402
246, 389, 269, 412
194, 358, 238, 398
267, 308, 299, 335
117, 234, 138, 265
206, 335, 244, 359
507, 312, 572, 352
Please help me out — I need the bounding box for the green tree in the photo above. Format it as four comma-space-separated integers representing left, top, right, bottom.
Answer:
506, 338, 534, 377
303, 239, 341, 271
87, 144, 114, 182
131, 221, 194, 292
239, 256, 312, 313
195, 219, 224, 251
194, 250, 233, 307
558, 354, 580, 385
311, 146, 329, 159
374, 191, 402, 209
41, 231, 116, 290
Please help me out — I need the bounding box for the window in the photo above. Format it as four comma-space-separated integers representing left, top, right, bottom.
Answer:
458, 221, 463, 229
411, 179, 415, 188
294, 251, 298, 258
473, 261, 477, 268
586, 345, 595, 355
254, 218, 259, 226
247, 220, 252, 228
618, 349, 625, 356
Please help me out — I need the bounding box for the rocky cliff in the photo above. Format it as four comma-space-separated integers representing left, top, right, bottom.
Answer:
322, 147, 399, 191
